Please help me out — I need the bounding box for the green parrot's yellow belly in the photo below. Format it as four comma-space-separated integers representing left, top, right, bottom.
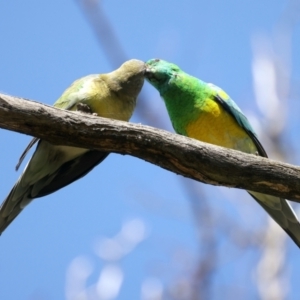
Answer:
185, 98, 257, 154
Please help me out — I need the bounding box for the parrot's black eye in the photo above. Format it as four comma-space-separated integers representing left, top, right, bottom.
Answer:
171, 65, 180, 72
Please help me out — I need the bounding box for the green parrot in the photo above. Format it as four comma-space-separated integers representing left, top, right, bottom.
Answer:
145, 58, 300, 248
0, 59, 145, 234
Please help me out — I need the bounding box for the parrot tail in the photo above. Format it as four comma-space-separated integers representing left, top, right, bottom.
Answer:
0, 150, 109, 235
249, 191, 300, 248
0, 184, 32, 235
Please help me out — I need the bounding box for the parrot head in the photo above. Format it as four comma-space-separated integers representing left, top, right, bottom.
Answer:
108, 59, 146, 99
145, 59, 181, 91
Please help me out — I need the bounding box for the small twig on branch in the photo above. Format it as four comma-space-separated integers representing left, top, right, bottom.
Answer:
0, 92, 300, 201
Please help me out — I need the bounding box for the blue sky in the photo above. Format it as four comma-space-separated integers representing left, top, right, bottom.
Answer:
0, 0, 299, 299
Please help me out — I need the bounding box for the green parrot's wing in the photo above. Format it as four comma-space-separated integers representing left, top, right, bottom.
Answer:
208, 84, 300, 247
209, 84, 268, 158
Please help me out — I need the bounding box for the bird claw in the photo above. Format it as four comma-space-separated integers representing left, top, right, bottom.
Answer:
76, 103, 94, 115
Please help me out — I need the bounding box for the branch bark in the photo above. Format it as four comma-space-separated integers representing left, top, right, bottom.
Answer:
0, 92, 300, 201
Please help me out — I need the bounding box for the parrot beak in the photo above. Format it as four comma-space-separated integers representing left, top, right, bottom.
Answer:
144, 58, 164, 81
144, 66, 153, 80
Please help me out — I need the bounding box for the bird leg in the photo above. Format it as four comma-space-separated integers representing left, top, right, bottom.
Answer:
76, 103, 98, 116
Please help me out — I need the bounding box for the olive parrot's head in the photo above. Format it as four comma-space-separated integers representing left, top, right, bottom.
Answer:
108, 59, 146, 99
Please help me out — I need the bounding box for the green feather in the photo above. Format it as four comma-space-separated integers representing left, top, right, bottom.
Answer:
145, 58, 300, 248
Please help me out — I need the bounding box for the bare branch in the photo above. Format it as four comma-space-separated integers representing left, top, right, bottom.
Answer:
0, 92, 300, 201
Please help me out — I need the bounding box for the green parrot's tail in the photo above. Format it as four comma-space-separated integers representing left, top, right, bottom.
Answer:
249, 191, 300, 248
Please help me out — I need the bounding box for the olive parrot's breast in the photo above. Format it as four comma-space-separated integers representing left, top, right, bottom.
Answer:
82, 94, 135, 121
66, 77, 135, 122
56, 75, 136, 122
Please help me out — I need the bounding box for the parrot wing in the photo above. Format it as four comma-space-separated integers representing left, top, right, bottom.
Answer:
41, 78, 111, 192
53, 75, 99, 110
0, 149, 108, 233
0, 59, 145, 234
211, 90, 267, 157
0, 75, 109, 234
15, 75, 100, 171
211, 84, 300, 247
34, 149, 108, 198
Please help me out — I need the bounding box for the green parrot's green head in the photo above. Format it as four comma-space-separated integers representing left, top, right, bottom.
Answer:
145, 59, 181, 91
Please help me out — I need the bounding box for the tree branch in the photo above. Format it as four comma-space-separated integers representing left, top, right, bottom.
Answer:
0, 92, 300, 201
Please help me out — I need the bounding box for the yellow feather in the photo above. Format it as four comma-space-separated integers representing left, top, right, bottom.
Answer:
186, 98, 257, 154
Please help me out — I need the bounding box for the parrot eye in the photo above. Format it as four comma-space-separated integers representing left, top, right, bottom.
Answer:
171, 65, 180, 72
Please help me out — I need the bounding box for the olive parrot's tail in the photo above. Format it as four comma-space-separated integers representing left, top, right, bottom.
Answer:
0, 150, 109, 235
0, 181, 32, 235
